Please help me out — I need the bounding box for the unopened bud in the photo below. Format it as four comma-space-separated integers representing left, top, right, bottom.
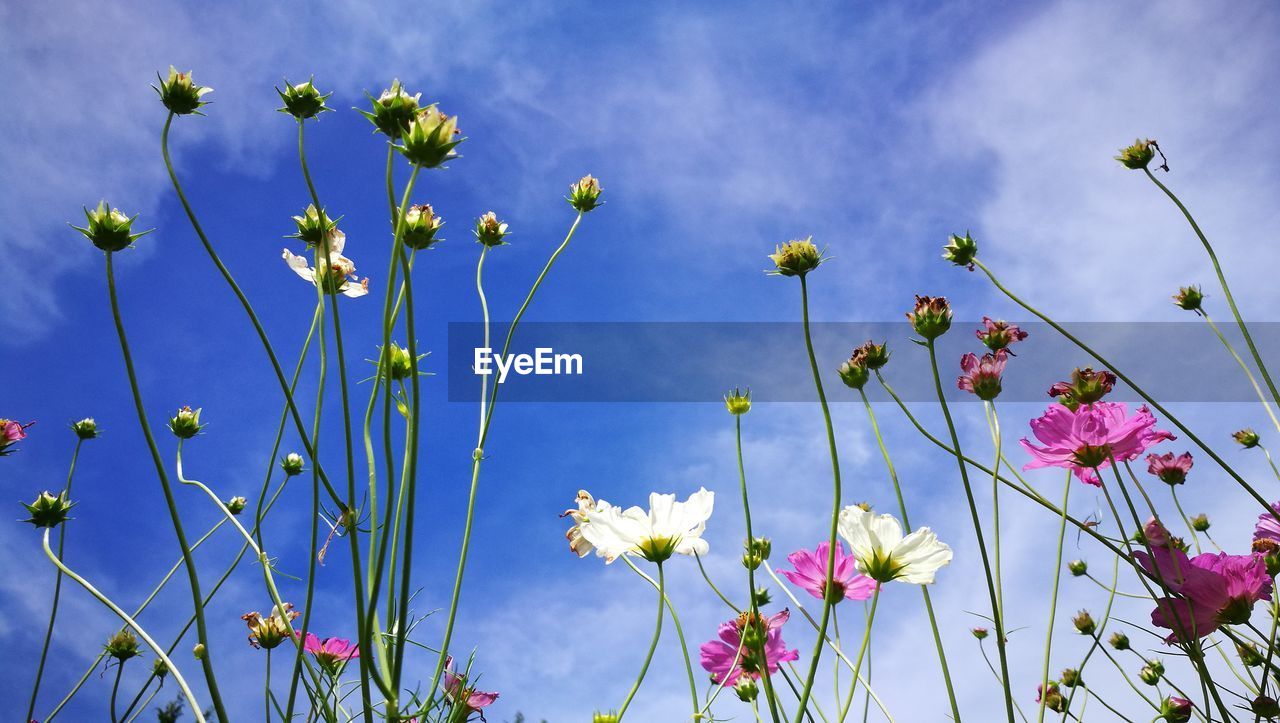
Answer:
153, 66, 212, 115
1072, 610, 1095, 636
105, 630, 141, 661
724, 388, 752, 416
1067, 559, 1087, 577
22, 491, 74, 529
275, 77, 332, 119
1234, 428, 1261, 449
226, 496, 247, 515
1190, 513, 1210, 532
70, 417, 99, 440
1115, 138, 1156, 170
567, 174, 603, 213
767, 237, 824, 277
907, 295, 952, 340
168, 406, 204, 439
942, 231, 977, 268
473, 212, 509, 247
734, 677, 759, 702
1109, 632, 1130, 650
1172, 285, 1204, 313
281, 452, 305, 476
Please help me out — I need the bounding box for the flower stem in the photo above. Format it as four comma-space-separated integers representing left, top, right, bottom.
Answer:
109, 661, 124, 723
925, 338, 1014, 722
1201, 309, 1280, 436
618, 562, 666, 719
1038, 471, 1072, 723
837, 589, 880, 722
103, 250, 226, 721
735, 414, 783, 723
623, 557, 701, 719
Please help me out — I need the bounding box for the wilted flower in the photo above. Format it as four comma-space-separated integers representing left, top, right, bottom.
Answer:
907, 295, 952, 340
957, 350, 1008, 401
855, 340, 891, 369
70, 418, 98, 440
0, 419, 33, 456
837, 506, 952, 584
1072, 610, 1095, 636
1135, 546, 1273, 641
473, 212, 509, 247
281, 452, 305, 476
1115, 138, 1155, 170
153, 66, 212, 115
724, 388, 752, 416
1147, 451, 1193, 485
779, 541, 877, 603
22, 491, 74, 528
1067, 559, 1088, 577
700, 609, 800, 686
1020, 401, 1174, 486
70, 201, 153, 253
1159, 696, 1193, 723
275, 78, 332, 119
942, 231, 977, 268
561, 490, 606, 558
398, 105, 463, 168
168, 406, 204, 439
567, 174, 603, 213
976, 317, 1028, 352
1047, 367, 1117, 409
288, 204, 340, 247
402, 204, 444, 250
303, 633, 359, 673
1173, 285, 1204, 313
442, 655, 499, 719
767, 237, 824, 277
837, 353, 870, 390
282, 232, 369, 298
570, 488, 715, 563
1234, 428, 1262, 448
242, 603, 299, 650
104, 630, 141, 661
360, 80, 422, 139
1036, 682, 1065, 713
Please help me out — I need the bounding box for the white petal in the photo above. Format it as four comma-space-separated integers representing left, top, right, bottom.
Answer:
282, 249, 317, 285
893, 527, 953, 585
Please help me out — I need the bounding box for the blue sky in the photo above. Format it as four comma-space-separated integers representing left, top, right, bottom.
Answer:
4, 1, 1280, 720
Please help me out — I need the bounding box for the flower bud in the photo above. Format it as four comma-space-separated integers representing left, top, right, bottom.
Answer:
1115, 138, 1156, 170
226, 496, 247, 515
360, 80, 422, 139
1252, 696, 1280, 719
724, 388, 752, 416
402, 204, 444, 250
976, 318, 1028, 351
752, 586, 772, 608
592, 713, 620, 723
1147, 451, 1193, 486
567, 174, 603, 213
942, 232, 977, 268
152, 658, 169, 678
71, 201, 153, 252
971, 627, 989, 640
1048, 367, 1117, 408
153, 66, 212, 115
288, 205, 340, 247
734, 678, 760, 702
105, 630, 141, 661
1060, 668, 1081, 688
275, 78, 332, 119
473, 212, 509, 247
742, 537, 771, 571
1109, 632, 1130, 650
193, 643, 206, 660
70, 417, 98, 440
281, 452, 305, 476
383, 342, 421, 382
1139, 659, 1164, 685
856, 341, 891, 370
1172, 285, 1204, 313
837, 356, 870, 390
1233, 428, 1261, 449
1, 419, 33, 456
907, 295, 952, 340
168, 406, 204, 439
1190, 513, 1210, 532
397, 105, 463, 168
957, 350, 1007, 401
1071, 610, 1095, 636
767, 237, 824, 277
1067, 559, 1087, 577
1036, 682, 1065, 713
1238, 642, 1264, 667
22, 491, 74, 529
1159, 696, 1193, 723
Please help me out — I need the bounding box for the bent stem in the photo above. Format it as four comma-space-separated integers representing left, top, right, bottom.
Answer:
622, 557, 700, 719
618, 562, 667, 720
41, 528, 203, 722
1201, 309, 1280, 436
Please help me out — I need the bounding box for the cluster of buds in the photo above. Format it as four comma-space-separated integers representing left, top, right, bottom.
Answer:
473, 212, 510, 247
941, 231, 977, 269
1071, 609, 1096, 636
169, 406, 204, 439
907, 295, 952, 340
724, 388, 752, 416
742, 536, 771, 571
838, 341, 890, 391
276, 77, 332, 120
1067, 559, 1087, 577
398, 105, 464, 168
1, 419, 33, 456
360, 80, 422, 139
71, 201, 153, 253
567, 174, 603, 213
288, 205, 340, 247
402, 204, 444, 250
957, 349, 1008, 401
22, 491, 74, 528
1048, 367, 1117, 410
226, 496, 247, 515
242, 602, 300, 649
1172, 285, 1204, 313
153, 66, 212, 115
1036, 682, 1065, 713
70, 417, 98, 440
976, 317, 1028, 352
1147, 451, 1193, 485
104, 629, 141, 661
1233, 428, 1261, 449
767, 237, 824, 277
1139, 659, 1165, 685
281, 452, 305, 476
1158, 696, 1193, 723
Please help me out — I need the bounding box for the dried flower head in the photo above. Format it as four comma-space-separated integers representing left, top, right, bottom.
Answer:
907, 295, 952, 340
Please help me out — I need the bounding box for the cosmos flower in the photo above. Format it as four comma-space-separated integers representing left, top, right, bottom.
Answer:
1254, 502, 1280, 545
976, 317, 1028, 351
699, 609, 799, 686
303, 633, 359, 673
442, 656, 499, 718
0, 419, 33, 456
957, 349, 1008, 401
571, 488, 714, 563
1020, 402, 1174, 486
778, 541, 877, 603
837, 506, 952, 584
1135, 547, 1272, 641
282, 231, 368, 298
1147, 451, 1193, 485
241, 603, 299, 650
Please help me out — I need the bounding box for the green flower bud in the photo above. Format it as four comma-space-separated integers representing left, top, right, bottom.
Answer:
857, 341, 891, 370
281, 452, 305, 476
473, 212, 509, 247
397, 105, 463, 168
402, 204, 444, 250
1190, 513, 1210, 532
971, 627, 989, 640
1060, 668, 1081, 688
105, 630, 141, 661
381, 342, 426, 382
1067, 559, 1088, 577
1139, 659, 1165, 686
1109, 632, 1130, 650
942, 231, 977, 268
752, 586, 772, 608
152, 658, 169, 678
1172, 285, 1204, 313
192, 643, 206, 660
907, 295, 952, 340
1234, 428, 1261, 449
288, 204, 340, 247
153, 66, 212, 115
734, 678, 760, 702
360, 80, 422, 139
1115, 138, 1155, 170
1159, 696, 1193, 723
1071, 610, 1095, 636
226, 496, 247, 515
70, 417, 98, 440
1238, 642, 1264, 667
168, 406, 204, 440
837, 356, 870, 390
70, 201, 153, 253
767, 237, 824, 277
724, 388, 752, 416
567, 174, 603, 213
742, 537, 771, 570
592, 713, 620, 723
1039, 682, 1065, 713
21, 490, 74, 529
276, 77, 332, 119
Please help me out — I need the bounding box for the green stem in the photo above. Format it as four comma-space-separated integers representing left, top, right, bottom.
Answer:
837, 590, 879, 722
986, 402, 1005, 620
736, 414, 783, 723
103, 250, 226, 721
1060, 558, 1121, 718
925, 338, 1014, 722
1201, 310, 1280, 436
1170, 486, 1202, 554
109, 661, 124, 723
618, 563, 666, 719
1038, 471, 1072, 723
623, 557, 700, 719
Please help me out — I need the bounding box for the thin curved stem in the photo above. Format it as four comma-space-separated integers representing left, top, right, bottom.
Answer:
736, 414, 783, 723
618, 563, 666, 719
1038, 471, 1072, 723
837, 590, 879, 722
1201, 310, 1280, 436
623, 557, 700, 719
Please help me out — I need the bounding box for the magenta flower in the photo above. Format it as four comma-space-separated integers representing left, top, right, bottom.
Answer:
957, 350, 1008, 401
700, 609, 800, 686
442, 656, 499, 716
1020, 402, 1174, 486
976, 317, 1028, 352
779, 541, 877, 603
1254, 502, 1280, 545
1135, 547, 1272, 641
1144, 517, 1171, 548
303, 633, 359, 672
1147, 451, 1193, 485
0, 419, 33, 457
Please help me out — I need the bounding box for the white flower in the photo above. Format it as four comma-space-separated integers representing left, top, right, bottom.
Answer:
282, 231, 368, 298
837, 506, 952, 584
573, 487, 714, 563
561, 490, 606, 558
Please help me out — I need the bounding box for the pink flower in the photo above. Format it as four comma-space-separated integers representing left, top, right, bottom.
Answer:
700, 609, 799, 686
1020, 402, 1174, 486
303, 633, 359, 672
1135, 548, 1272, 641
0, 419, 33, 457
1144, 518, 1171, 547
442, 656, 499, 716
976, 317, 1028, 352
1254, 502, 1280, 545
957, 350, 1008, 401
1147, 451, 1193, 485
779, 541, 877, 603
